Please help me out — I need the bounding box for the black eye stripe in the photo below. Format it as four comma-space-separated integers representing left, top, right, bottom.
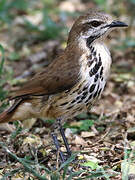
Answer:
86, 21, 103, 27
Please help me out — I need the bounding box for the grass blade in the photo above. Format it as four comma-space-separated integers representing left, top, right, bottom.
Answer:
0, 44, 5, 76
0, 142, 48, 180
59, 153, 77, 170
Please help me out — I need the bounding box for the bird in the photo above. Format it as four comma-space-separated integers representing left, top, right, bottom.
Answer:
0, 10, 127, 161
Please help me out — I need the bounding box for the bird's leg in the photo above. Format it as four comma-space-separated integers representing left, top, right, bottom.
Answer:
51, 133, 65, 162
57, 118, 72, 156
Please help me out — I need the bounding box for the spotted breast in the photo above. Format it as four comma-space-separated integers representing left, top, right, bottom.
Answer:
40, 41, 112, 121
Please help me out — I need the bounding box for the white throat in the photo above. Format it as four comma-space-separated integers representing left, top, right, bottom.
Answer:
92, 41, 112, 80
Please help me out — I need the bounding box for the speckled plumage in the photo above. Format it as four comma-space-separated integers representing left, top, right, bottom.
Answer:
43, 41, 111, 122
0, 10, 127, 125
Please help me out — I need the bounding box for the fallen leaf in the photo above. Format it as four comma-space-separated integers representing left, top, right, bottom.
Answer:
73, 135, 87, 145
81, 131, 95, 138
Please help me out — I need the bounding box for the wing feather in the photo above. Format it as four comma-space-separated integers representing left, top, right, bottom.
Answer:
11, 52, 81, 99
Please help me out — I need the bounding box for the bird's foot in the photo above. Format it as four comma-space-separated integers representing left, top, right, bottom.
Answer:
58, 121, 72, 157
51, 133, 66, 163
51, 118, 72, 162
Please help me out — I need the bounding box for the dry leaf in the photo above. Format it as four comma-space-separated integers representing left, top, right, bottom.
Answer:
73, 135, 87, 145
81, 131, 95, 138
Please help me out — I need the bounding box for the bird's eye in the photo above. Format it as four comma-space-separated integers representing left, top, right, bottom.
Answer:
90, 21, 102, 27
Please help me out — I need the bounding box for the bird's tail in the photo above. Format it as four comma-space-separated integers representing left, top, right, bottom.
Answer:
0, 98, 23, 123
0, 110, 14, 123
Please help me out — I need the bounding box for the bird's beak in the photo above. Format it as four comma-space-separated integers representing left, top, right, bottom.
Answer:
109, 21, 128, 28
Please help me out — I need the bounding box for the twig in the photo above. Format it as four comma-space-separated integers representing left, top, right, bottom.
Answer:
92, 127, 111, 145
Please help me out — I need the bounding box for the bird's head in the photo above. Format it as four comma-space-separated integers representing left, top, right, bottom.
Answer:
67, 10, 128, 47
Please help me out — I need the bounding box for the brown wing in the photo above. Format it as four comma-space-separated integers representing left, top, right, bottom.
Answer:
11, 51, 80, 99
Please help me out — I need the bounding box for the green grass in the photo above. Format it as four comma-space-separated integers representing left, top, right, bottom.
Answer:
0, 141, 118, 180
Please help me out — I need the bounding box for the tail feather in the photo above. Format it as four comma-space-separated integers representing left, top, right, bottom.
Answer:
0, 111, 14, 123
0, 98, 23, 123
